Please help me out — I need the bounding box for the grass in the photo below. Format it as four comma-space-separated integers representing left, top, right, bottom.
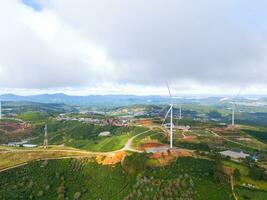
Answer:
242, 129, 267, 144
224, 140, 258, 153
223, 160, 267, 190
236, 187, 267, 200
131, 130, 164, 149
28, 120, 148, 152
67, 133, 133, 152
0, 149, 93, 171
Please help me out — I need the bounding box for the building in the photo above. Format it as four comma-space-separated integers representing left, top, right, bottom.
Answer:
98, 131, 111, 137
23, 144, 37, 148
220, 150, 249, 159
176, 125, 190, 131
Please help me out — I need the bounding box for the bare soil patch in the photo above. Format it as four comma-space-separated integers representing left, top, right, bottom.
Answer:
149, 149, 193, 165
96, 151, 127, 165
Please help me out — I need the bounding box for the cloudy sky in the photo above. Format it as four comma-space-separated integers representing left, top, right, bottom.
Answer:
0, 0, 267, 96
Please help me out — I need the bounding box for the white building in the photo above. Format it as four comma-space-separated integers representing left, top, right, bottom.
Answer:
220, 150, 249, 159
98, 131, 111, 137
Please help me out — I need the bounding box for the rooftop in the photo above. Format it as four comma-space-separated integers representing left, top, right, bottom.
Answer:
220, 150, 250, 159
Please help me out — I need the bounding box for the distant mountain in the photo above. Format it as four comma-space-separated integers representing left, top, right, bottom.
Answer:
0, 93, 266, 108
1, 101, 77, 115
0, 93, 170, 107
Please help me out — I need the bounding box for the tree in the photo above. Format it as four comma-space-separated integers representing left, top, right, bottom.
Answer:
208, 110, 222, 119
214, 158, 229, 183
233, 169, 241, 181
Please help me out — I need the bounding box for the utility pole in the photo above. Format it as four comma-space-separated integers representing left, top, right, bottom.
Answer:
44, 124, 48, 149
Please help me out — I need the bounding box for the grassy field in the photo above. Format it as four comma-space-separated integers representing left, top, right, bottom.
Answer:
131, 129, 165, 149
236, 187, 267, 200
223, 160, 267, 190
67, 133, 135, 152
0, 149, 93, 171
27, 120, 148, 152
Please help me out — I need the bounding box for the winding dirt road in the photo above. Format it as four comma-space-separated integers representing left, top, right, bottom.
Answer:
0, 127, 153, 172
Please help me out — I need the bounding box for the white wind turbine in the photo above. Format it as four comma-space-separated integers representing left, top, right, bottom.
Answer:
0, 99, 2, 120
162, 83, 174, 148
179, 104, 182, 120
231, 90, 241, 127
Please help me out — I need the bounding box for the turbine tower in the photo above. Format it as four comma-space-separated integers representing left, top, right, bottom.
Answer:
44, 124, 48, 149
162, 83, 173, 148
231, 90, 241, 127
231, 102, 235, 126
179, 104, 182, 120
0, 100, 2, 120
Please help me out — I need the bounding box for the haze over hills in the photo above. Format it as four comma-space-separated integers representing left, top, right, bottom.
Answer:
1, 93, 267, 107
0, 93, 167, 107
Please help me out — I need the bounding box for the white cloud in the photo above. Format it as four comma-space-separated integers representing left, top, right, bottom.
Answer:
0, 0, 267, 95
0, 0, 119, 89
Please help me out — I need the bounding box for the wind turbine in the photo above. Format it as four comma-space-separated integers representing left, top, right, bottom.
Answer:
162, 83, 174, 148
44, 124, 48, 149
231, 90, 241, 127
179, 104, 182, 120
0, 100, 2, 120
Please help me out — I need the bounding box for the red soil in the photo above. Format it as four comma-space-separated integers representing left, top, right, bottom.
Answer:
149, 149, 193, 165
135, 119, 153, 126
141, 142, 166, 149
182, 135, 196, 141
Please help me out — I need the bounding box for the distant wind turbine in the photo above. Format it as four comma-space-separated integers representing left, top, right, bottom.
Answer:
162, 83, 174, 148
0, 100, 2, 120
179, 104, 182, 120
231, 90, 241, 127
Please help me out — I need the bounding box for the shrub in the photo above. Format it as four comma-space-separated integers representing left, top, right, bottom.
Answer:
73, 192, 81, 199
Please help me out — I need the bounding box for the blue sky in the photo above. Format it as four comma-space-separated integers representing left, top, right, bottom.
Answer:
22, 0, 42, 11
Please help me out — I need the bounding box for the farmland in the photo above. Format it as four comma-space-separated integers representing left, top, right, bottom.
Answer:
1, 100, 267, 199
1, 155, 267, 200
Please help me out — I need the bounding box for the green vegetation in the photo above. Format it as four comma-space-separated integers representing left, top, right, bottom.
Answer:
0, 149, 92, 171
175, 141, 210, 151
242, 129, 267, 144
2, 101, 77, 116
18, 112, 50, 122
0, 156, 234, 200
28, 120, 148, 151
236, 187, 267, 200
223, 160, 267, 190
1, 153, 267, 199
0, 159, 134, 200
131, 130, 164, 149
1, 100, 267, 199
68, 133, 135, 152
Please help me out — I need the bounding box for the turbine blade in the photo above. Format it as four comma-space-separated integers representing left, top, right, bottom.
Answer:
166, 81, 173, 104
161, 106, 172, 127
235, 89, 242, 99
166, 82, 172, 97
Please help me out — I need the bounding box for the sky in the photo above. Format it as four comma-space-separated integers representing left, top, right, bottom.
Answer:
0, 0, 267, 96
